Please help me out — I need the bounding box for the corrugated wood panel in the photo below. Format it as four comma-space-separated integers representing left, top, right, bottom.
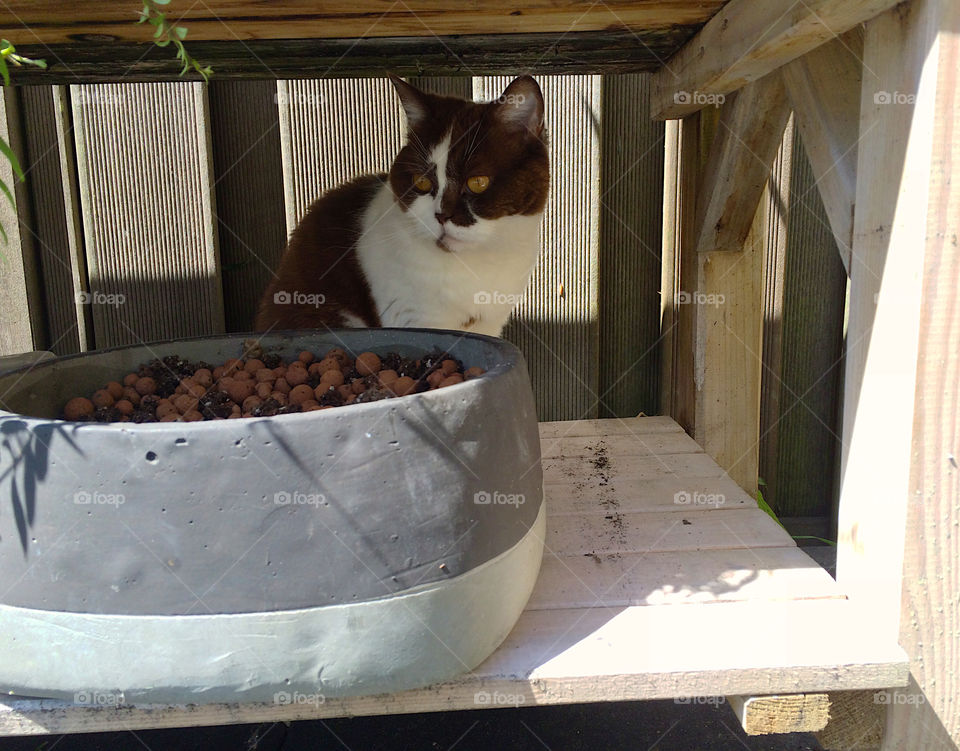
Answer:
759, 118, 794, 509
598, 74, 663, 418
770, 131, 845, 518
207, 81, 286, 333
476, 75, 601, 421
0, 88, 44, 357
71, 82, 224, 348
278, 78, 405, 231
410, 77, 472, 98
19, 85, 88, 354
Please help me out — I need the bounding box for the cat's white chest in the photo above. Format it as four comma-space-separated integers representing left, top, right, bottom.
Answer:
356, 186, 541, 336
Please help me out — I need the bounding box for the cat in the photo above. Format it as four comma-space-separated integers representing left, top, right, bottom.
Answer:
254, 75, 549, 337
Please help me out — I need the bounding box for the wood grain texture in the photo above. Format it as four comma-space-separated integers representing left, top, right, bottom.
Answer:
0, 417, 908, 737
598, 74, 664, 419
781, 28, 863, 273
729, 693, 830, 736
486, 75, 602, 421
71, 82, 224, 347
5, 30, 699, 84
886, 0, 960, 746
693, 74, 791, 254
0, 2, 725, 43
650, 0, 903, 119
208, 80, 286, 332
0, 88, 44, 358
20, 86, 90, 354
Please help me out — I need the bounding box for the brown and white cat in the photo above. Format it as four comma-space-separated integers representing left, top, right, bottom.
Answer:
255, 76, 549, 337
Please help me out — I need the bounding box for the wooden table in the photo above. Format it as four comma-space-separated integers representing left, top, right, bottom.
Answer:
0, 416, 907, 736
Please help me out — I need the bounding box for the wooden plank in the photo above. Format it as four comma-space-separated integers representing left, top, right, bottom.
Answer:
71, 82, 225, 348
19, 85, 89, 354
650, 0, 902, 119
762, 132, 846, 519
0, 2, 725, 43
782, 29, 863, 273
545, 474, 756, 515
540, 429, 703, 459
6, 30, 700, 84
693, 74, 791, 254
659, 118, 681, 419
487, 75, 601, 421
530, 547, 843, 610
546, 508, 796, 557
0, 87, 44, 357
543, 451, 732, 489
207, 80, 286, 332
816, 690, 885, 750
884, 0, 960, 747
0, 598, 907, 737
538, 415, 683, 439
836, 0, 939, 653
598, 73, 664, 418
728, 693, 830, 735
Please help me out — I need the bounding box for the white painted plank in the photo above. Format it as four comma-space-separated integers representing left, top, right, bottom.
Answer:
546, 508, 795, 557
545, 474, 756, 515
541, 429, 703, 459
538, 415, 683, 439
0, 599, 907, 736
544, 451, 731, 487
528, 546, 843, 610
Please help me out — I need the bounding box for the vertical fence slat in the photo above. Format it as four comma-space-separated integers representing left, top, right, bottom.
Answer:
71, 82, 223, 348
20, 85, 88, 354
475, 75, 602, 421
279, 78, 405, 232
598, 73, 664, 418
0, 87, 44, 357
208, 80, 286, 332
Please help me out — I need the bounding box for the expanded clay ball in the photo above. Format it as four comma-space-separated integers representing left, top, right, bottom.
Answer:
355, 352, 381, 376
61, 348, 484, 422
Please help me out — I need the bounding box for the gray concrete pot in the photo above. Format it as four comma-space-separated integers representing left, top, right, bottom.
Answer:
0, 329, 544, 704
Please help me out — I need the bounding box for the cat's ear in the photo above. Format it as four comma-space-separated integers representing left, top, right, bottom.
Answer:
492, 76, 545, 137
389, 74, 430, 130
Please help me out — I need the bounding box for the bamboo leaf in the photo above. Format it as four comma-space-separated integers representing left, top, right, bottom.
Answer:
0, 177, 16, 212
0, 137, 24, 182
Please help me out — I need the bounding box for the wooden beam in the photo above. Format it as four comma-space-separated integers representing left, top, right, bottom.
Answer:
693, 74, 790, 254
6, 31, 693, 84
0, 1, 725, 44
728, 693, 830, 736
650, 0, 902, 119
837, 0, 952, 687
782, 28, 864, 274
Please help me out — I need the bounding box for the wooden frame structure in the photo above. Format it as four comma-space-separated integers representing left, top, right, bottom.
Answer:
0, 2, 957, 749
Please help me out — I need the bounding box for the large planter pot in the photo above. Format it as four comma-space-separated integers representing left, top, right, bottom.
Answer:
0, 329, 544, 704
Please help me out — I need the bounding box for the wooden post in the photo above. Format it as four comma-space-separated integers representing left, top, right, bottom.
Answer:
835, 0, 960, 747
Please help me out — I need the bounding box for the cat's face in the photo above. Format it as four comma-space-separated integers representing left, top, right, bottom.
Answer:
388, 76, 549, 254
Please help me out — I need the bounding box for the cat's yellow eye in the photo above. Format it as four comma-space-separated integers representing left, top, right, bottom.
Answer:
413, 175, 433, 193
466, 175, 491, 194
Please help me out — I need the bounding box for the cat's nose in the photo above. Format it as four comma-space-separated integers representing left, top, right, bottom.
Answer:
435, 212, 451, 225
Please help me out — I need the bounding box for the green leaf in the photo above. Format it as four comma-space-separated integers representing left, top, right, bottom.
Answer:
0, 56, 8, 88
0, 217, 8, 246
153, 24, 165, 38
155, 38, 171, 47
0, 136, 24, 182
153, 0, 172, 5
0, 176, 15, 213
174, 26, 188, 40
755, 489, 785, 529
